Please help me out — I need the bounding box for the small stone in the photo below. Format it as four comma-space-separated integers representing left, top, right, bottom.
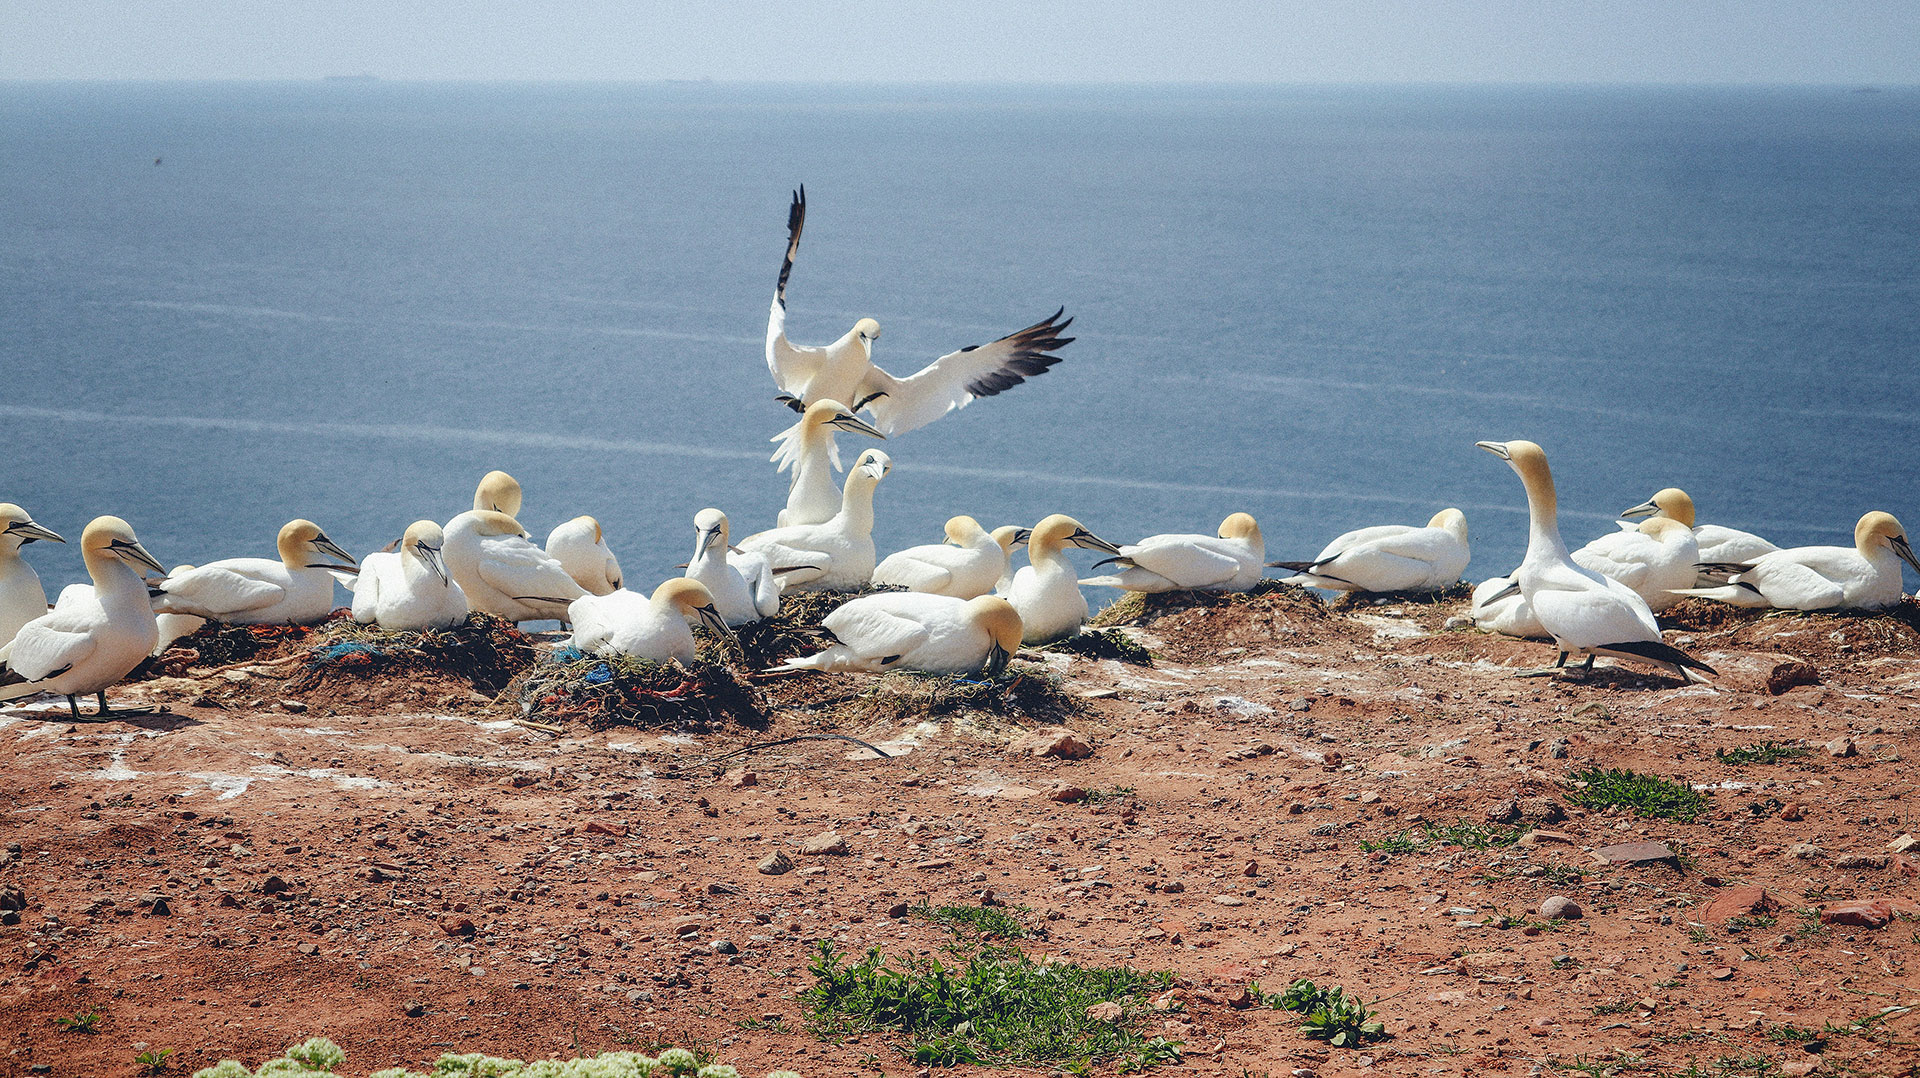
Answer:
404, 1002, 426, 1018
1047, 785, 1088, 804
1766, 661, 1820, 695
1517, 829, 1575, 846
757, 851, 794, 875
296, 942, 319, 956
1711, 966, 1734, 980
1826, 735, 1857, 758
1358, 790, 1380, 804
1212, 895, 1245, 906
706, 882, 740, 896
1705, 886, 1780, 923
914, 858, 953, 870
1538, 896, 1582, 920
1778, 802, 1804, 822
724, 768, 758, 788
1595, 840, 1674, 864
1548, 739, 1570, 759
886, 902, 910, 919
1288, 697, 1312, 712
1820, 900, 1892, 929
708, 939, 739, 955
261, 875, 290, 894
279, 699, 308, 713
440, 916, 476, 937
1086, 1001, 1124, 1021
1785, 843, 1826, 861
1241, 860, 1258, 877
584, 820, 628, 837
1887, 833, 1917, 853
801, 831, 851, 855
148, 897, 171, 917
1485, 799, 1520, 823
1016, 728, 1094, 759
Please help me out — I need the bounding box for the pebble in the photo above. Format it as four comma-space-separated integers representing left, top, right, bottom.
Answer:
1047, 785, 1088, 804
1538, 896, 1582, 920
1826, 735, 1857, 758
757, 851, 794, 875
708, 939, 739, 955
800, 831, 850, 855
1016, 728, 1094, 759
1212, 895, 1244, 906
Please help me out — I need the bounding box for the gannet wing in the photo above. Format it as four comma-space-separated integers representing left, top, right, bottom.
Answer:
1119, 540, 1240, 588
766, 187, 826, 397
476, 537, 583, 604
156, 566, 287, 617
824, 602, 932, 663
2, 618, 97, 683
734, 551, 784, 617
743, 539, 829, 587
859, 308, 1074, 436
1572, 532, 1655, 592
1739, 557, 1845, 609
872, 552, 957, 594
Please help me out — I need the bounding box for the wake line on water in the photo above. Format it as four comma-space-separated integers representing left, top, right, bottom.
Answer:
3, 403, 1597, 522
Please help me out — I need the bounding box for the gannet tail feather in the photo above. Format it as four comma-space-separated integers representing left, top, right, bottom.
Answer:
1597, 639, 1717, 675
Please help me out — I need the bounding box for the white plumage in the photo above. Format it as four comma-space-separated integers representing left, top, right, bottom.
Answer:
568, 579, 729, 664
1567, 516, 1698, 613
0, 504, 63, 650
442, 510, 585, 623
1676, 510, 1919, 611
0, 516, 164, 718
739, 449, 891, 593
765, 187, 1075, 436
152, 519, 356, 626
873, 516, 1021, 599
546, 516, 623, 596
687, 509, 782, 627
1003, 514, 1120, 644
152, 565, 206, 654
1081, 512, 1266, 593
1272, 509, 1469, 594
1619, 487, 1778, 568
771, 593, 1024, 677
350, 520, 469, 631
769, 399, 885, 527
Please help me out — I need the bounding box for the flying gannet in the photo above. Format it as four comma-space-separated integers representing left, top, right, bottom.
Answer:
152, 519, 357, 626
1477, 440, 1714, 681
1619, 487, 1779, 566
1270, 509, 1469, 594
442, 509, 585, 624
350, 520, 469, 631
738, 449, 892, 593
770, 593, 1023, 678
568, 578, 731, 665
546, 516, 623, 596
687, 508, 781, 627
0, 505, 63, 649
1082, 512, 1266, 593
0, 517, 165, 720
1676, 511, 1919, 611
1003, 514, 1121, 644
872, 516, 1024, 599
766, 186, 1076, 436
770, 399, 886, 526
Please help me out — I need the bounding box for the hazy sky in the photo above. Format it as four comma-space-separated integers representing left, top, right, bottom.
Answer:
4, 0, 1917, 84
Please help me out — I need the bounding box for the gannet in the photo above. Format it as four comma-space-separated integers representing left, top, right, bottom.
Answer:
1079, 512, 1265, 593
0, 517, 165, 719
442, 510, 585, 623
350, 520, 469, 631
0, 505, 63, 649
1676, 510, 1920, 611
152, 565, 206, 653
1477, 440, 1714, 680
1619, 487, 1778, 565
1004, 514, 1121, 644
687, 509, 781, 627
474, 470, 523, 516
1470, 573, 1548, 639
872, 516, 1021, 599
568, 578, 730, 664
152, 519, 356, 626
1568, 516, 1699, 613
991, 525, 1030, 595
738, 449, 892, 593
769, 593, 1023, 677
546, 516, 623, 596
766, 186, 1076, 436
1270, 509, 1469, 594
770, 399, 886, 527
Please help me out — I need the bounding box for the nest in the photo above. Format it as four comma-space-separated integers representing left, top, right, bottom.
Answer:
132, 620, 320, 679
505, 650, 764, 731
834, 664, 1081, 727
284, 614, 536, 695
1091, 580, 1328, 628
1042, 628, 1154, 666
1326, 581, 1473, 610
725, 584, 907, 669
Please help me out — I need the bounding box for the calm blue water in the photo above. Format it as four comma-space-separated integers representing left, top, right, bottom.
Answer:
4, 82, 1918, 597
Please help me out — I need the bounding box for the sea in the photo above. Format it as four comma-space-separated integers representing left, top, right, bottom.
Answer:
3, 82, 1917, 601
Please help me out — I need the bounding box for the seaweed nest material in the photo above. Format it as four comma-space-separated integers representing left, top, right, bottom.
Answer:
133, 620, 320, 679
1091, 580, 1327, 629
1326, 581, 1473, 610
835, 664, 1080, 728
285, 614, 536, 695
722, 584, 907, 668
505, 649, 764, 731
1041, 628, 1154, 666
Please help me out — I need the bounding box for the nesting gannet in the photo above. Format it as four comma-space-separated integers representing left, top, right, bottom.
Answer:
442, 510, 586, 623
546, 516, 623, 596
1081, 513, 1266, 593
738, 449, 892, 593
1470, 573, 1548, 639
152, 520, 356, 626
687, 509, 781, 627
1676, 511, 1920, 611
350, 521, 469, 631
0, 505, 63, 649
1477, 440, 1714, 680
991, 526, 1030, 595
568, 579, 730, 664
766, 187, 1076, 436
473, 470, 523, 516
152, 565, 206, 654
872, 516, 1020, 599
0, 517, 165, 719
1568, 516, 1699, 613
770, 399, 886, 527
1619, 487, 1779, 565
1004, 514, 1121, 644
770, 593, 1023, 677
1271, 510, 1469, 594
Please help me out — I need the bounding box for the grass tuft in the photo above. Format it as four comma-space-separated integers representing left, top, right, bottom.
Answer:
1357, 819, 1526, 854
906, 900, 1038, 941
1565, 766, 1708, 822
1259, 979, 1388, 1049
1715, 741, 1809, 766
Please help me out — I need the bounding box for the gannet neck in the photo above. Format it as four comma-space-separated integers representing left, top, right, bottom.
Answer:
991, 525, 1026, 555
1503, 441, 1571, 565
1654, 489, 1696, 528
474, 471, 523, 516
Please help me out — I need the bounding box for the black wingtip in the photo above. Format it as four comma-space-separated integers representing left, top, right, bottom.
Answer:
1602, 639, 1717, 675
1265, 560, 1318, 572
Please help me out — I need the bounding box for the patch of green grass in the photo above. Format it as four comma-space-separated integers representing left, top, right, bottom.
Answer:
1688, 926, 1714, 944
1726, 914, 1777, 932
734, 1016, 792, 1033
1591, 999, 1639, 1016
801, 940, 1180, 1070
1764, 1023, 1820, 1045
133, 1048, 172, 1075
1565, 766, 1709, 822
1715, 741, 1809, 766
54, 1010, 101, 1033
1711, 1054, 1783, 1078
1261, 979, 1389, 1050
1084, 785, 1135, 804
1357, 819, 1526, 854
907, 900, 1036, 941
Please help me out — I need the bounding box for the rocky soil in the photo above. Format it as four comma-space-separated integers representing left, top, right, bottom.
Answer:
3, 590, 1918, 1078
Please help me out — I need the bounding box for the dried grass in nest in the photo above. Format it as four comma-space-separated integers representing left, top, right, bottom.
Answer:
835, 663, 1081, 727
1659, 596, 1920, 660
1656, 596, 1757, 633
1327, 581, 1473, 610
1092, 580, 1332, 630
1041, 628, 1154, 666
130, 620, 321, 679
727, 584, 907, 668
284, 613, 536, 694
504, 651, 764, 731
